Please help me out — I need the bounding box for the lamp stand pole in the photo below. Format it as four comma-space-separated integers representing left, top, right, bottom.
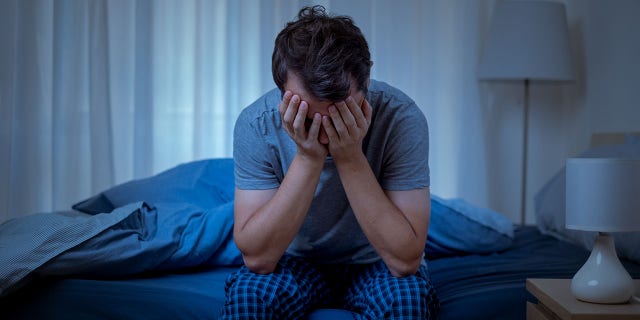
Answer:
520, 79, 530, 225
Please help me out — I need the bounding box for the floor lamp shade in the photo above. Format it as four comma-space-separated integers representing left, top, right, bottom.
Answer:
565, 158, 640, 304
478, 0, 574, 80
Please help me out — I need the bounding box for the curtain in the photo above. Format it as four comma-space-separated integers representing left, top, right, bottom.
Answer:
1, 0, 503, 223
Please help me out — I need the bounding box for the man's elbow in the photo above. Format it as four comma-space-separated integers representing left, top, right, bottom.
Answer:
388, 258, 422, 278
235, 234, 279, 274
242, 255, 278, 274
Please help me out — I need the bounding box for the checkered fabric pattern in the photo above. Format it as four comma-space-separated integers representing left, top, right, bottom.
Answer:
220, 255, 439, 319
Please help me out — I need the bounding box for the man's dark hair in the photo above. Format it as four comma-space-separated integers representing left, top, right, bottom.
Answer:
272, 5, 372, 101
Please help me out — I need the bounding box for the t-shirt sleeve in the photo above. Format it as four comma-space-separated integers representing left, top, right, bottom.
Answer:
380, 103, 430, 190
232, 108, 281, 190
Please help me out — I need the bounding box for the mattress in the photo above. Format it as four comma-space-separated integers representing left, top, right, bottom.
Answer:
2, 226, 640, 319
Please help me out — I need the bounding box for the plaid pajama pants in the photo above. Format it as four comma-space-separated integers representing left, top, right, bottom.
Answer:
219, 255, 439, 319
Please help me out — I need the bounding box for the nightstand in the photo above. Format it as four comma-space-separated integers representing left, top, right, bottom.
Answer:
526, 278, 640, 320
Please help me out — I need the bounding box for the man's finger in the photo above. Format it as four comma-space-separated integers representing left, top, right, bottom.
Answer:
282, 94, 300, 127
293, 101, 308, 136
279, 91, 293, 115
322, 115, 338, 142
361, 99, 372, 128
336, 100, 356, 129
328, 105, 348, 137
346, 96, 366, 129
307, 112, 322, 140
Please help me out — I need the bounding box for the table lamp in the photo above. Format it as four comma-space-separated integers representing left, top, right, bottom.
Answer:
565, 158, 640, 304
478, 0, 574, 225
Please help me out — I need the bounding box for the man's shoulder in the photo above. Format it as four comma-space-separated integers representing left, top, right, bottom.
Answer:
238, 88, 281, 122
368, 79, 422, 120
369, 79, 396, 93
368, 79, 416, 106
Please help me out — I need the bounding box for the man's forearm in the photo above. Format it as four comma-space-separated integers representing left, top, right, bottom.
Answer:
335, 153, 428, 277
234, 154, 324, 273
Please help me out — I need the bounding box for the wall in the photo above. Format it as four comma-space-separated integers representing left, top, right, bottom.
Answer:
524, 0, 640, 224
1, 0, 638, 223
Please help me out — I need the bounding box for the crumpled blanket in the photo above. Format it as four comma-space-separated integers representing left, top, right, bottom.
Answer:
0, 201, 241, 297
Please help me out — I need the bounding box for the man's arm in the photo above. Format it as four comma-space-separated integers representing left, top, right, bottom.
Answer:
336, 155, 429, 277
233, 92, 327, 274
323, 97, 429, 277
233, 154, 323, 274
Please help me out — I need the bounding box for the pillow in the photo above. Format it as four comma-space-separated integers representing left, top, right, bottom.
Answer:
535, 135, 640, 263
73, 158, 235, 214
425, 195, 514, 259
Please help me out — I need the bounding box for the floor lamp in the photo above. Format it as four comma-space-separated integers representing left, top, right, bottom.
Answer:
478, 0, 574, 225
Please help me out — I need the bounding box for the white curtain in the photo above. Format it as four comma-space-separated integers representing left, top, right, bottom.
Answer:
1, 0, 505, 223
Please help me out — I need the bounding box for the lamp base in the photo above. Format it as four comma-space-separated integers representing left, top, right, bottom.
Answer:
571, 232, 634, 304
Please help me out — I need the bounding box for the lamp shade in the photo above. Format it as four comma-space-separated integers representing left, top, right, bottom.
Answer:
478, 0, 574, 80
565, 158, 640, 232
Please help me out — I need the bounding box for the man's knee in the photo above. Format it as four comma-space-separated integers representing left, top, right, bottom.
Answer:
387, 275, 439, 319
222, 262, 325, 319
359, 268, 439, 319
225, 266, 297, 303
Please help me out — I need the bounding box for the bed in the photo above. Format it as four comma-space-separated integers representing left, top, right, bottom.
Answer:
2, 134, 639, 319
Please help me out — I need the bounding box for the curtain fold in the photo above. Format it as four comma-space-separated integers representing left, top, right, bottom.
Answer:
1, 0, 515, 223
0, 0, 15, 221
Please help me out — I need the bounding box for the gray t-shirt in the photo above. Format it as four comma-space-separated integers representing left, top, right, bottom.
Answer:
233, 79, 430, 264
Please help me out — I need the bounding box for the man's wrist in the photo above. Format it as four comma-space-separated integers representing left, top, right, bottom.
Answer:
333, 151, 368, 171
295, 151, 326, 169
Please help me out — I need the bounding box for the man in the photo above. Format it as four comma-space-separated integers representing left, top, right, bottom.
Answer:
221, 5, 438, 319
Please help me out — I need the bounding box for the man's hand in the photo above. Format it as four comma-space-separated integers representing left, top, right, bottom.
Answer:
279, 91, 328, 160
322, 96, 372, 162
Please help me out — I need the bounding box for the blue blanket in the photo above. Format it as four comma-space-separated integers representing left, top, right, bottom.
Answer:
0, 201, 241, 296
